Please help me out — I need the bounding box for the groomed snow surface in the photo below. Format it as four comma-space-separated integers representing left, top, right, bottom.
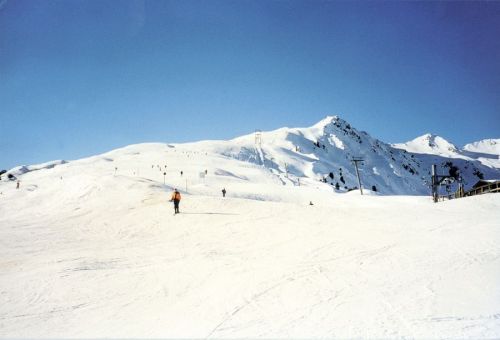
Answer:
1, 142, 500, 338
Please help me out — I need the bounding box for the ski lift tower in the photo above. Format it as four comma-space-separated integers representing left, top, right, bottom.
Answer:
431, 164, 455, 203
255, 129, 262, 148
352, 157, 364, 195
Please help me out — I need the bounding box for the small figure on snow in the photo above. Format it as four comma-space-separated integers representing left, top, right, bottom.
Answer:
222, 188, 226, 197
180, 171, 183, 176
170, 188, 181, 214
309, 201, 314, 205
16, 180, 20, 189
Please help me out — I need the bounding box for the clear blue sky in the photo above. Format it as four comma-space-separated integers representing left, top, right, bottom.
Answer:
1, 0, 499, 169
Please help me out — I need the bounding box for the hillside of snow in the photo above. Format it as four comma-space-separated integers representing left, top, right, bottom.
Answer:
460, 139, 500, 170
393, 133, 500, 185
212, 116, 499, 195
463, 139, 500, 155
1, 119, 500, 338
1, 139, 500, 337
392, 133, 459, 157
3, 116, 499, 197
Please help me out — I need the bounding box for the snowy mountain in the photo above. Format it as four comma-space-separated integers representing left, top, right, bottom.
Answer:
392, 133, 459, 156
393, 133, 500, 186
463, 138, 500, 155
175, 116, 498, 196
1, 116, 500, 338
3, 116, 499, 197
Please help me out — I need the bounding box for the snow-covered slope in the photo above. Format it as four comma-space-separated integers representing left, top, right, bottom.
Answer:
1, 140, 499, 337
393, 133, 459, 156
1, 116, 500, 337
3, 116, 499, 197
181, 116, 498, 196
170, 116, 428, 195
459, 139, 500, 170
463, 139, 500, 155
393, 134, 500, 185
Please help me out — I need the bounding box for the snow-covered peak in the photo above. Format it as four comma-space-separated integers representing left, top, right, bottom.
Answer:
393, 133, 459, 156
306, 116, 365, 142
311, 115, 339, 128
463, 139, 500, 156
3, 116, 499, 197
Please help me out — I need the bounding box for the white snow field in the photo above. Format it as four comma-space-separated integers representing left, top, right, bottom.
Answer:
464, 139, 500, 156
393, 133, 460, 157
1, 128, 500, 338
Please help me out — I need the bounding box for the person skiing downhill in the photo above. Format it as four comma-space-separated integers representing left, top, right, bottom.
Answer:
170, 189, 181, 214
222, 188, 226, 197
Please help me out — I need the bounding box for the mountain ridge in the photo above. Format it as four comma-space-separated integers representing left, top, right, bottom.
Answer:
3, 116, 499, 196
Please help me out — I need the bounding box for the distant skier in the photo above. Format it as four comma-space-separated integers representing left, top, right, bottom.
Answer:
309, 201, 314, 205
170, 188, 181, 214
16, 180, 20, 189
222, 188, 226, 197
180, 171, 183, 176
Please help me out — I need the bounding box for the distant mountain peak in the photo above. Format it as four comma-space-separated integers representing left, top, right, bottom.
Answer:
4, 116, 499, 197
312, 115, 340, 128
393, 133, 458, 155
463, 139, 500, 155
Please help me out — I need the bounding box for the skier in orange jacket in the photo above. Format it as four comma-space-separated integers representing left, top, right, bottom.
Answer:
170, 189, 181, 214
